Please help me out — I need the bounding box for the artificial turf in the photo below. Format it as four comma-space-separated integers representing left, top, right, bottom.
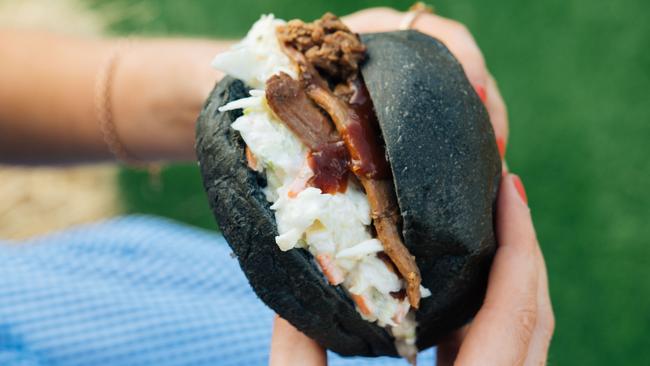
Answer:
105, 0, 650, 364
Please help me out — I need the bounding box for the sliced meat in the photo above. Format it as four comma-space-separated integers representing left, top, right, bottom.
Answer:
266, 72, 337, 150
278, 43, 422, 308
306, 86, 391, 179
277, 46, 390, 179
266, 72, 349, 194
277, 13, 366, 82
361, 178, 421, 309
307, 87, 422, 306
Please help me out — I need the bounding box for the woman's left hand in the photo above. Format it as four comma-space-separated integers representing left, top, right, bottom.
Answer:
0, 30, 231, 164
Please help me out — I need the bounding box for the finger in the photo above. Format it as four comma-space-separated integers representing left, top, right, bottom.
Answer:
343, 9, 488, 89
436, 325, 469, 366
342, 7, 403, 33
455, 174, 540, 366
269, 315, 327, 366
524, 249, 555, 366
413, 14, 488, 94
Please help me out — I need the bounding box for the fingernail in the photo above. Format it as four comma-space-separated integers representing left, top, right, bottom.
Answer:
496, 137, 506, 159
474, 84, 487, 104
512, 174, 528, 205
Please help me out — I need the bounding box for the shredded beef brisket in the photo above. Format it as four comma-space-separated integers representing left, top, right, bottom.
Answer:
277, 13, 366, 82
266, 72, 338, 150
266, 72, 350, 194
274, 13, 422, 308
307, 84, 422, 309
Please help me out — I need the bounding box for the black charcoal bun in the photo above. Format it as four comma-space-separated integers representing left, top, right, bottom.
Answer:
195, 30, 501, 357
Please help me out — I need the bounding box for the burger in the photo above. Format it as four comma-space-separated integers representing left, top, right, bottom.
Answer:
195, 13, 500, 362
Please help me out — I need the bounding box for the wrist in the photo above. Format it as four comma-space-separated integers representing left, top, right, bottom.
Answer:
111, 39, 226, 162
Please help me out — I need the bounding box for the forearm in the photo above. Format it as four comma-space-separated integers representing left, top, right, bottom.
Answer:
0, 30, 229, 164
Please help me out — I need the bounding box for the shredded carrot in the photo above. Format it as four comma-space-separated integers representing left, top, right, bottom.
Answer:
245, 147, 259, 171
287, 158, 313, 198
287, 186, 302, 199
316, 254, 344, 285
351, 294, 372, 316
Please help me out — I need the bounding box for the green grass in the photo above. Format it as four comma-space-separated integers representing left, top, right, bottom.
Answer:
103, 0, 650, 364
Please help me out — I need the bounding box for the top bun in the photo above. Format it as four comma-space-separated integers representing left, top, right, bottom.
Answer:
361, 31, 500, 351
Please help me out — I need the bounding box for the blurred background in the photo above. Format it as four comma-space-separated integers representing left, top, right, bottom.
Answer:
1, 0, 648, 364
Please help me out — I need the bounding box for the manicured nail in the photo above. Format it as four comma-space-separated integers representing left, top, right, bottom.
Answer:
496, 137, 506, 159
474, 84, 487, 104
512, 175, 528, 204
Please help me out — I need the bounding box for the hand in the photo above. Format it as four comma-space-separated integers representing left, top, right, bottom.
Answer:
435, 174, 554, 366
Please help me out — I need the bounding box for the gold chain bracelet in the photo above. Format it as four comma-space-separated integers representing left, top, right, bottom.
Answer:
95, 39, 163, 183
399, 2, 435, 30
95, 39, 148, 168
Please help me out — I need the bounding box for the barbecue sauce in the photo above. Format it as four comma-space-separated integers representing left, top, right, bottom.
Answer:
308, 142, 350, 194
304, 78, 390, 194
344, 77, 391, 179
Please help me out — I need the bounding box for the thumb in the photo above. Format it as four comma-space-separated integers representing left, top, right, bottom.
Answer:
269, 315, 327, 366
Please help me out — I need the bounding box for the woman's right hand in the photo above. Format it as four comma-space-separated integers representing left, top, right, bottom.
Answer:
436, 173, 555, 366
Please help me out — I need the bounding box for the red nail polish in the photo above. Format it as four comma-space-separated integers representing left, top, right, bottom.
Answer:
496, 137, 506, 159
512, 175, 528, 204
474, 84, 487, 104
